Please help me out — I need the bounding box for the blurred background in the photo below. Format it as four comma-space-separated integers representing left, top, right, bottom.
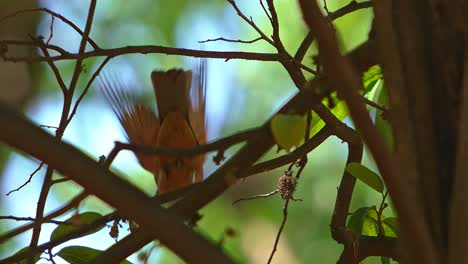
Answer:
0, 0, 384, 263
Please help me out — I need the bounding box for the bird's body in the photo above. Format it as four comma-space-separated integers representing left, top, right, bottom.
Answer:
101, 63, 206, 194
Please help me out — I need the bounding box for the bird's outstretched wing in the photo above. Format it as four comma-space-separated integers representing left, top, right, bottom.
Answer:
100, 75, 160, 174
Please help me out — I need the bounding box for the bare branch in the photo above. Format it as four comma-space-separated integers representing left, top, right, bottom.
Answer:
226, 0, 274, 45
0, 43, 280, 62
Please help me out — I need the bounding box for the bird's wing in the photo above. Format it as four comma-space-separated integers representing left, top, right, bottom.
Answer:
100, 75, 160, 173
188, 60, 207, 146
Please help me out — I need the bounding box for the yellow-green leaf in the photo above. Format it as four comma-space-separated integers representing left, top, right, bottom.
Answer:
270, 113, 306, 151
382, 217, 398, 237
58, 246, 133, 264
346, 163, 384, 193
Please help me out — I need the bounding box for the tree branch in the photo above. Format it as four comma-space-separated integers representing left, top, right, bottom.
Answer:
298, 1, 437, 263
0, 44, 280, 62
0, 104, 233, 264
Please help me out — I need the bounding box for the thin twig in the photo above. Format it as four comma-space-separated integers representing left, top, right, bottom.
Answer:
34, 37, 68, 95
0, 7, 100, 49
323, 0, 331, 15
0, 44, 280, 63
267, 199, 290, 264
294, 1, 373, 63
232, 190, 278, 205
0, 40, 70, 55
199, 36, 263, 44
363, 96, 389, 112
39, 124, 58, 129
265, 0, 280, 44
0, 191, 87, 244
66, 56, 112, 126
241, 126, 331, 176
50, 178, 71, 185
328, 1, 373, 21
0, 216, 71, 225
6, 162, 44, 195
226, 0, 274, 45
104, 127, 262, 168
1, 213, 116, 264
46, 16, 54, 44
259, 0, 273, 23
28, 1, 97, 258
268, 143, 308, 263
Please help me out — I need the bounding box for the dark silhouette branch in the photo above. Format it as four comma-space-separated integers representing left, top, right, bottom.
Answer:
0, 103, 234, 264
0, 44, 280, 62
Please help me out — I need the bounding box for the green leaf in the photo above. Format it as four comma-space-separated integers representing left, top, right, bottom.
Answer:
51, 212, 104, 241
310, 101, 349, 136
347, 206, 374, 236
382, 217, 398, 237
270, 113, 306, 151
346, 163, 384, 193
362, 207, 379, 236
362, 65, 383, 94
11, 246, 41, 264
58, 246, 133, 264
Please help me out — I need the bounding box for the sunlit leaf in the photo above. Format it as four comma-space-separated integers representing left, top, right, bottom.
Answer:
58, 246, 133, 264
270, 113, 306, 151
382, 217, 398, 237
362, 65, 383, 94
347, 206, 373, 236
310, 101, 349, 136
346, 163, 384, 193
50, 212, 104, 242
362, 207, 379, 236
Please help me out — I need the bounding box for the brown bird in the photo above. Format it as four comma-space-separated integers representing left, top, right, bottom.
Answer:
101, 62, 206, 194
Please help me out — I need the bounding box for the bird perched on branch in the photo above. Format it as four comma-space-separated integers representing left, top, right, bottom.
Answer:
101, 62, 207, 194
